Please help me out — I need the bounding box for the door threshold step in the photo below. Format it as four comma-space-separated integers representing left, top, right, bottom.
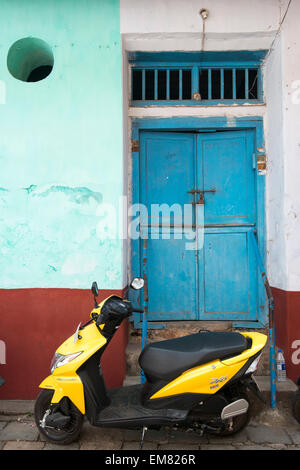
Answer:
123, 375, 141, 386
254, 376, 297, 393
131, 320, 234, 331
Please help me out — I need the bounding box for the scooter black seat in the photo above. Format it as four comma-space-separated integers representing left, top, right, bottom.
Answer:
139, 331, 249, 382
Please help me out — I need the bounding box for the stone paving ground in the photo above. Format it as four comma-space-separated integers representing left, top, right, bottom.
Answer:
0, 397, 300, 451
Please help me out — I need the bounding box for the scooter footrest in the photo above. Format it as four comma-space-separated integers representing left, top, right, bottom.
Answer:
95, 385, 187, 428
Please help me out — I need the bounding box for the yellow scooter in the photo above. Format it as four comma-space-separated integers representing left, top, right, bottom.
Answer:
35, 279, 267, 446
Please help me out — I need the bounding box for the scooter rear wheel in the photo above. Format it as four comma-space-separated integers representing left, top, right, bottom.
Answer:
34, 389, 84, 445
292, 390, 300, 424
217, 409, 250, 436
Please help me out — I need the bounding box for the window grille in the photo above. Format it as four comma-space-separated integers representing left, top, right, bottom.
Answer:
129, 51, 265, 106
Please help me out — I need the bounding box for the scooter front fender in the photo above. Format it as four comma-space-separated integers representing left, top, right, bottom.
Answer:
39, 374, 85, 415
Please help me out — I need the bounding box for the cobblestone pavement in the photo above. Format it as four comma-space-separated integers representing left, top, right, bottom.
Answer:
0, 399, 299, 451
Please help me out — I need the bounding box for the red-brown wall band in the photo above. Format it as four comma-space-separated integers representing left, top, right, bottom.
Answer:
0, 288, 128, 400
272, 287, 300, 384
1, 286, 299, 399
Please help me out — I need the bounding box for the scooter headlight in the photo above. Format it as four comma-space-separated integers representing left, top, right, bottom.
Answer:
50, 351, 83, 373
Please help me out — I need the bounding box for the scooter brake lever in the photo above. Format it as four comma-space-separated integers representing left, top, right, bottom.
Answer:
91, 312, 98, 322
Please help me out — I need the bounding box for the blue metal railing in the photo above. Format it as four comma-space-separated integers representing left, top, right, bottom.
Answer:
141, 238, 148, 384
249, 230, 276, 409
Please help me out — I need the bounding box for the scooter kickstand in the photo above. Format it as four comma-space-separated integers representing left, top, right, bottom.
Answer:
139, 426, 148, 450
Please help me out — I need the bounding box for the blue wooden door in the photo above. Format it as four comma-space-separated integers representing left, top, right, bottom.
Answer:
138, 129, 258, 322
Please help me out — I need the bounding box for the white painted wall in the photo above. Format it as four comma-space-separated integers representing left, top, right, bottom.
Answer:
280, 0, 300, 291
121, 0, 300, 291
121, 0, 279, 51
264, 35, 286, 289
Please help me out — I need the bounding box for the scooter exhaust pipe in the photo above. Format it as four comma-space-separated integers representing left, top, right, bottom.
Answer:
221, 399, 249, 420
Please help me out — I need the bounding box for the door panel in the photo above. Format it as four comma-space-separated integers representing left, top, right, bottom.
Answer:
140, 132, 195, 226
197, 131, 256, 225
144, 233, 197, 320
200, 228, 257, 320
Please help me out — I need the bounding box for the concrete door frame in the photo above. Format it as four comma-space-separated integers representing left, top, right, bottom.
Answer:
129, 115, 267, 329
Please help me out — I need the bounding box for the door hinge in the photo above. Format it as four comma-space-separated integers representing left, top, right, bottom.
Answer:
131, 140, 139, 152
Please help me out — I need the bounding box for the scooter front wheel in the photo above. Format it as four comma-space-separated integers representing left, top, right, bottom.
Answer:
34, 389, 84, 445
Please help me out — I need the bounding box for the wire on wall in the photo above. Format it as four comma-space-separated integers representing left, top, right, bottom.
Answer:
248, 0, 292, 97
199, 8, 209, 52
261, 0, 292, 68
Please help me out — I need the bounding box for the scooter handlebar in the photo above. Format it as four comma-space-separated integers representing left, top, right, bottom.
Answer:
129, 302, 144, 313
95, 301, 144, 326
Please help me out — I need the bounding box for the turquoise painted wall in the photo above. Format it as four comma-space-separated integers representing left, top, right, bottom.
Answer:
0, 0, 123, 289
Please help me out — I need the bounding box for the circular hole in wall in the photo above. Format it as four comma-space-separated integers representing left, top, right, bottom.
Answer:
7, 37, 54, 82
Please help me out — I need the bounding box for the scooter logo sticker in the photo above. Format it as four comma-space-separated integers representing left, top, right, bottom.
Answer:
209, 377, 227, 389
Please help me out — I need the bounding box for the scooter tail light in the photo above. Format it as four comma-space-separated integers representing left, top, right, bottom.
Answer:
245, 353, 262, 375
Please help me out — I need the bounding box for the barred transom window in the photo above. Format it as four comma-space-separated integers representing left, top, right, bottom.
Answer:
129, 51, 266, 106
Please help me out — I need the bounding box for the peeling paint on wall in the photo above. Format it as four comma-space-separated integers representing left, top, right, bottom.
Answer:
226, 116, 236, 127
0, 185, 123, 289
28, 185, 103, 205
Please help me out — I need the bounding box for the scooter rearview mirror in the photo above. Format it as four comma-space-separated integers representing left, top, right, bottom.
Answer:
91, 281, 99, 297
91, 281, 99, 307
130, 278, 144, 290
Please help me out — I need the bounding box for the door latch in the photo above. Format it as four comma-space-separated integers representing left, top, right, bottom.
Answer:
187, 188, 216, 205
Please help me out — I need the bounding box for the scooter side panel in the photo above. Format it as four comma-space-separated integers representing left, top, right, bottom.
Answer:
39, 374, 85, 414
56, 322, 107, 358
149, 358, 248, 399
38, 322, 107, 415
